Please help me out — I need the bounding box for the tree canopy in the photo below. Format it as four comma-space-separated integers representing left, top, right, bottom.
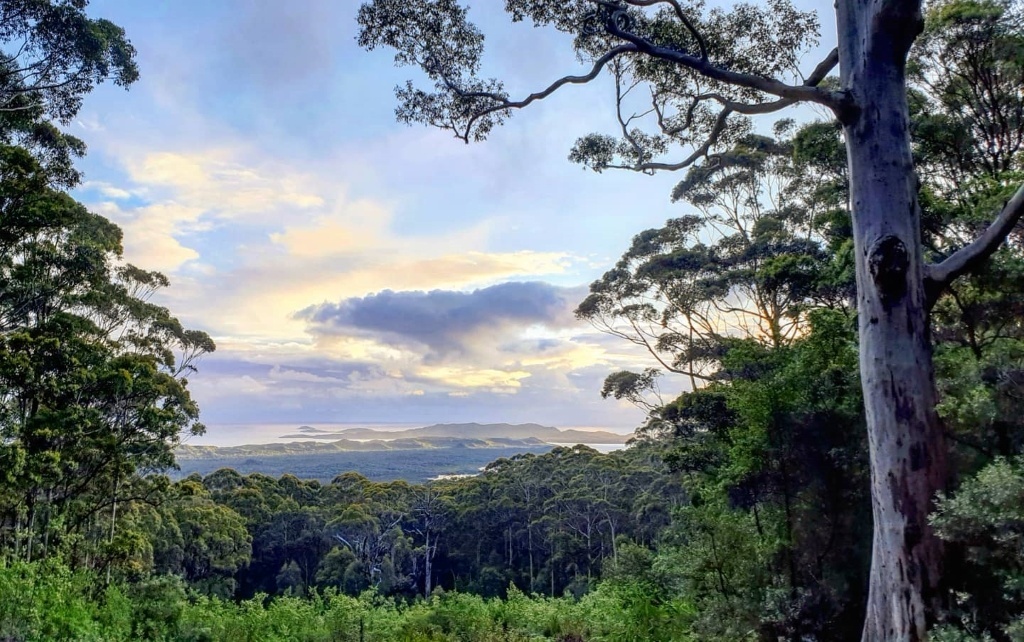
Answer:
0, 0, 213, 582
358, 0, 1024, 638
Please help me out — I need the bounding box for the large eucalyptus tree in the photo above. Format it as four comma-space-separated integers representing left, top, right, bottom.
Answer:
0, 0, 138, 188
357, 0, 1024, 638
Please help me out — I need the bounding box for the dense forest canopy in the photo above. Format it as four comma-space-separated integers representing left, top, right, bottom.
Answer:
0, 1, 1023, 642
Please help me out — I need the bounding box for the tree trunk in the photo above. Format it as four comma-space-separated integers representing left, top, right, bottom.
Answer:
608, 518, 617, 564
107, 477, 119, 584
528, 523, 534, 592
13, 511, 21, 561
424, 530, 432, 597
25, 498, 35, 563
837, 1, 949, 639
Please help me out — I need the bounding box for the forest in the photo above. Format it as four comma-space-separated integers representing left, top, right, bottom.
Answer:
2, 0, 1024, 640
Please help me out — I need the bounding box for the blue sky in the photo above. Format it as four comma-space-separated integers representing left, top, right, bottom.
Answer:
67, 0, 835, 438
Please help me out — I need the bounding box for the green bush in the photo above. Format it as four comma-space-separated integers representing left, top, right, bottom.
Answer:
0, 560, 102, 641
0, 560, 708, 641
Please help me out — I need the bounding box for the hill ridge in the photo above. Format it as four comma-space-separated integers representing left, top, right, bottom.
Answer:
280, 422, 630, 444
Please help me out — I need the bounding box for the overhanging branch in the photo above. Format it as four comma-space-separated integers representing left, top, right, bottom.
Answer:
619, 0, 709, 61
447, 44, 635, 142
700, 48, 840, 115
610, 48, 839, 172
605, 18, 846, 114
925, 183, 1024, 306
443, 3, 844, 143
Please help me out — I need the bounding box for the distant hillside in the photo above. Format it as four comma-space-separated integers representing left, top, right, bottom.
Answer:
175, 435, 549, 460
279, 422, 631, 444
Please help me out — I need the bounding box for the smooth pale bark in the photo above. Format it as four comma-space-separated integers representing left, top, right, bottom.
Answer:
424, 529, 432, 597
837, 1, 948, 639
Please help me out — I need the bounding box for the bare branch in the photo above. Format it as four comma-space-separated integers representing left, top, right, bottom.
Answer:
588, 314, 714, 382
1, 38, 30, 66
925, 183, 1024, 306
614, 60, 648, 164
609, 104, 731, 172
698, 48, 840, 115
447, 45, 635, 142
0, 101, 43, 113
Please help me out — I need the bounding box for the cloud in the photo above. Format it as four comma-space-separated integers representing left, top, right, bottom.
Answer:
80, 137, 585, 350
185, 335, 649, 427
124, 150, 325, 220
299, 282, 581, 357
413, 365, 531, 392
66, 0, 692, 434
81, 181, 138, 200
80, 146, 331, 274
268, 205, 393, 258
94, 201, 203, 272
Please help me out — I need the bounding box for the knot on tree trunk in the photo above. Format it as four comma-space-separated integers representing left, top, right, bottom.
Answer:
868, 235, 909, 306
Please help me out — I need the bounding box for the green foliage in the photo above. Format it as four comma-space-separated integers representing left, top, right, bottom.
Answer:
176, 445, 682, 603
631, 308, 869, 640
930, 457, 1024, 637
0, 1, 211, 588
0, 148, 215, 568
0, 0, 139, 187
0, 559, 104, 641
576, 124, 851, 413
0, 559, 707, 642
912, 0, 1024, 184
142, 486, 252, 597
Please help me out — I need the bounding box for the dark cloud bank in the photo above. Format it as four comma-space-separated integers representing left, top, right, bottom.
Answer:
298, 281, 582, 354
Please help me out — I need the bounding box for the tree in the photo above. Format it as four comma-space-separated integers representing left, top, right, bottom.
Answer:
325, 478, 411, 594
410, 484, 451, 597
0, 0, 138, 187
0, 128, 213, 569
144, 480, 251, 598
577, 125, 849, 408
0, 0, 137, 120
358, 0, 1024, 637
930, 457, 1024, 639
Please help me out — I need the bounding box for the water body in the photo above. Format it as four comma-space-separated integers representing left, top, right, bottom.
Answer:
184, 423, 423, 447
176, 424, 629, 483
173, 445, 561, 484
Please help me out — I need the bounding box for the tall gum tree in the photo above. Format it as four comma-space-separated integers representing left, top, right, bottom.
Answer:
357, 0, 1024, 638
0, 0, 139, 188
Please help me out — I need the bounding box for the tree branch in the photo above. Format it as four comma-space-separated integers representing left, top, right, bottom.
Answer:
699, 48, 841, 114
618, 0, 708, 61
447, 45, 635, 142
609, 106, 731, 171
606, 18, 845, 113
608, 48, 839, 172
925, 183, 1024, 306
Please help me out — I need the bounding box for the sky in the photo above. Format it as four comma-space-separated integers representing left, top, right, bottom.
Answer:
68, 0, 836, 439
